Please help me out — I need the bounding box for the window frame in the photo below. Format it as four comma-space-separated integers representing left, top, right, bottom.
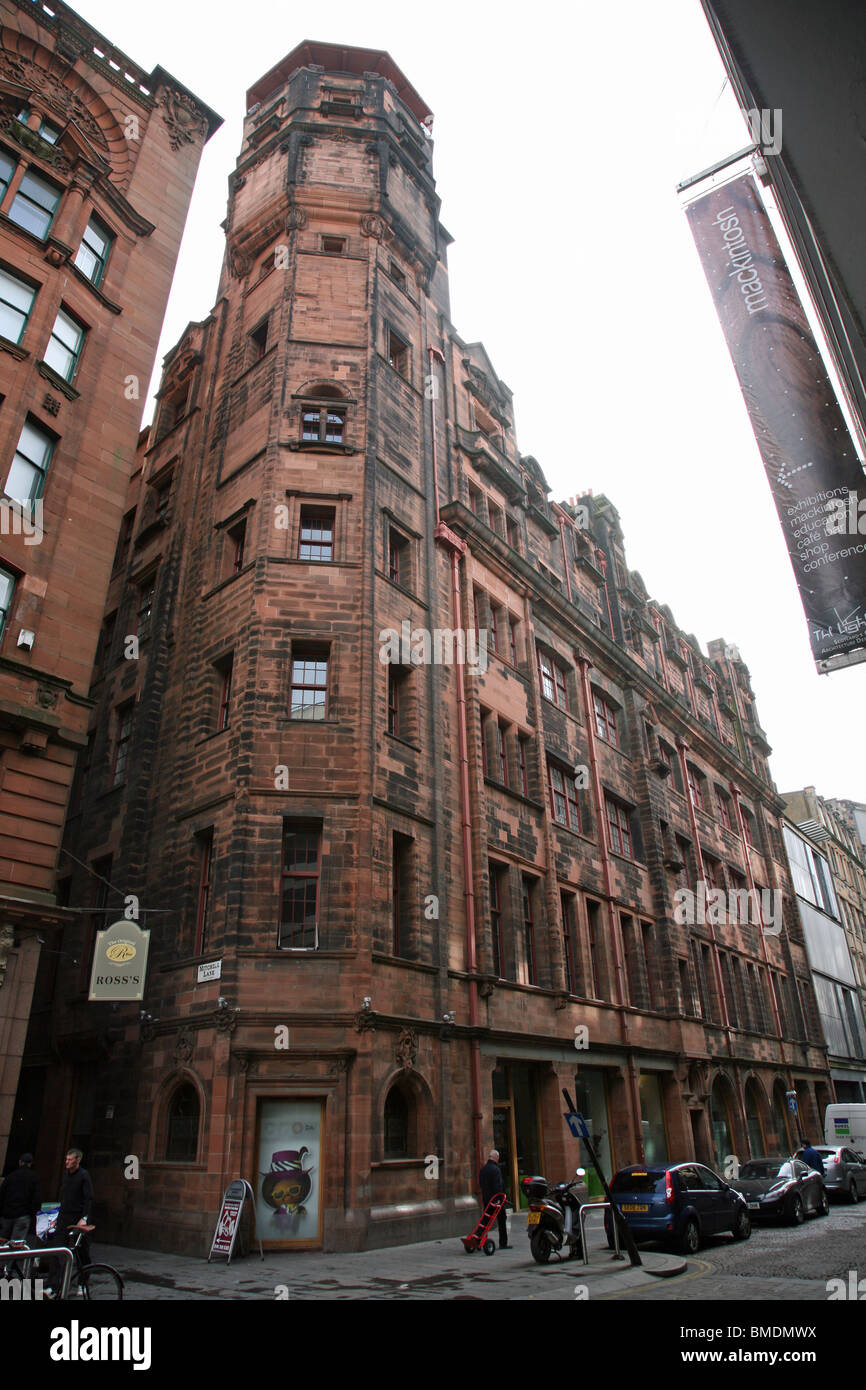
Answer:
44, 305, 86, 382
194, 830, 213, 956
6, 417, 54, 503
290, 643, 329, 721
298, 506, 335, 562
593, 691, 619, 747
0, 564, 17, 642
538, 648, 569, 710
0, 264, 37, 345
74, 213, 113, 287
548, 762, 581, 832
112, 702, 134, 786
279, 821, 321, 950
8, 166, 62, 240
606, 795, 633, 859
386, 326, 409, 378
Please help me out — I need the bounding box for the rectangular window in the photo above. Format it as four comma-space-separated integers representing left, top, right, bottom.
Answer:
508, 615, 519, 667
517, 733, 530, 797
38, 118, 61, 145
679, 958, 694, 1016
489, 861, 505, 978
606, 796, 633, 858
0, 565, 16, 640
387, 664, 409, 738
280, 822, 320, 949
479, 708, 488, 778
388, 527, 411, 586
94, 612, 116, 680
487, 501, 505, 538
0, 149, 15, 203
228, 518, 246, 575
641, 922, 656, 1009
388, 259, 406, 289
0, 266, 37, 344
9, 168, 62, 239
113, 508, 136, 573
298, 507, 334, 561
538, 649, 568, 709
74, 214, 112, 286
716, 789, 732, 831
290, 644, 328, 720
301, 407, 345, 444
112, 702, 134, 785
7, 417, 53, 503
387, 328, 408, 377
322, 235, 346, 254
621, 915, 640, 1005
488, 600, 502, 655
586, 899, 603, 998
505, 514, 520, 549
248, 317, 269, 362
392, 832, 413, 957
548, 762, 581, 831
194, 830, 213, 955
742, 810, 755, 848
215, 653, 233, 731
561, 891, 579, 995
519, 875, 538, 986
690, 940, 707, 1018
687, 764, 704, 812
496, 721, 508, 785
136, 579, 155, 642
44, 307, 85, 381
593, 692, 619, 747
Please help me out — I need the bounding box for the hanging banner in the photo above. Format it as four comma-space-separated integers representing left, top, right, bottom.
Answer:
88, 919, 150, 1001
686, 174, 866, 670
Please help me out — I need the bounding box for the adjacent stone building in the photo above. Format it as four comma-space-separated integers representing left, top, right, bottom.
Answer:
0, 0, 219, 1172
21, 40, 833, 1253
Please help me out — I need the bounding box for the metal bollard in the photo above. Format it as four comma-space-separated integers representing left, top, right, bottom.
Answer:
578, 1201, 621, 1266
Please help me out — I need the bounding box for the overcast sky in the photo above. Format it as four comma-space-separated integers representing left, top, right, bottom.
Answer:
74, 0, 865, 805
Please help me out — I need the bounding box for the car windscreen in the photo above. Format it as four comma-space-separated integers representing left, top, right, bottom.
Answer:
739, 1161, 792, 1179
611, 1170, 667, 1194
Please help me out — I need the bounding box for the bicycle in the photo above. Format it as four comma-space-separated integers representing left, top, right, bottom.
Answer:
46, 1224, 125, 1300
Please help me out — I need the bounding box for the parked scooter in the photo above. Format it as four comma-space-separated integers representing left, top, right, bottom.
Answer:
522, 1168, 588, 1262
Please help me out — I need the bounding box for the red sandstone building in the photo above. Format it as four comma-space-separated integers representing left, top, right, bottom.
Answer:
19, 40, 834, 1253
0, 0, 219, 1171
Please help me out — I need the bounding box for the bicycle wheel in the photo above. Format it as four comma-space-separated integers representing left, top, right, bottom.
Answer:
72, 1263, 124, 1299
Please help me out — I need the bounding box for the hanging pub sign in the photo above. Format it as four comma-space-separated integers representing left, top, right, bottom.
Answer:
685, 174, 866, 671
208, 1179, 262, 1264
88, 919, 150, 1001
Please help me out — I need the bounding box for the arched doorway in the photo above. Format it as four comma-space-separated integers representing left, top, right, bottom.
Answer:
744, 1078, 769, 1158
709, 1075, 738, 1169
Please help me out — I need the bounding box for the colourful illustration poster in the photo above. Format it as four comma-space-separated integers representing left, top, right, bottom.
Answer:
254, 1098, 324, 1246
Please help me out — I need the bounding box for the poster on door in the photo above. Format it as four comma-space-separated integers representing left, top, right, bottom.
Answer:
254, 1098, 324, 1247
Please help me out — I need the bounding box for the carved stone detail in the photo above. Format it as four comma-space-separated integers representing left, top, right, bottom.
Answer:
0, 54, 107, 149
36, 684, 59, 708
354, 1008, 376, 1034
287, 205, 307, 231
42, 394, 61, 417
360, 213, 386, 240
159, 87, 209, 151
396, 1027, 417, 1071
174, 1024, 194, 1064
213, 999, 238, 1034
0, 924, 14, 990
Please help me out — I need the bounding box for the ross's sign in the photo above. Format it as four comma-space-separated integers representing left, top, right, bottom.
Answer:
208, 1179, 263, 1264
686, 175, 866, 671
88, 919, 150, 1001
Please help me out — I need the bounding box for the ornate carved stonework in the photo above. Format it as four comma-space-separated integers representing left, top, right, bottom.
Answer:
36, 684, 59, 709
327, 1057, 349, 1077
0, 53, 108, 149
286, 205, 307, 231
396, 1027, 417, 1071
174, 1025, 194, 1064
233, 1050, 253, 1074
354, 1008, 376, 1034
0, 116, 71, 172
42, 394, 61, 417
360, 213, 385, 240
159, 87, 209, 151
213, 999, 238, 1034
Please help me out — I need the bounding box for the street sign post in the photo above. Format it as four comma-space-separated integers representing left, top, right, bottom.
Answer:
562, 1089, 642, 1268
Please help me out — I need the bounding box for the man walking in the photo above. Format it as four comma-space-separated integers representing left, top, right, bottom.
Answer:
0, 1153, 41, 1245
479, 1147, 509, 1250
48, 1149, 94, 1294
798, 1139, 826, 1175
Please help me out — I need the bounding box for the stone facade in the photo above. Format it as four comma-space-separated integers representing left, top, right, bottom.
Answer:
0, 0, 219, 1170
24, 41, 832, 1253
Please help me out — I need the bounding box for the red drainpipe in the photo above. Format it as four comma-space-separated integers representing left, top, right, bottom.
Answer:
576, 652, 644, 1160
428, 341, 484, 1180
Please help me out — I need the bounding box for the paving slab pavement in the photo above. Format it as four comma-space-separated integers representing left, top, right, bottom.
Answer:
92, 1230, 686, 1301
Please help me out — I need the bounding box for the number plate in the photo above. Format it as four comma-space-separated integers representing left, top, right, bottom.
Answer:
621, 1204, 648, 1212
747, 1202, 760, 1210
526, 1211, 541, 1226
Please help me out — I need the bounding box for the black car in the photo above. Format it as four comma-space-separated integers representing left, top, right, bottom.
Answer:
730, 1157, 829, 1224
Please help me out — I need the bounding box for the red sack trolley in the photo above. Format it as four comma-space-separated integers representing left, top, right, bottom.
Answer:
461, 1192, 507, 1256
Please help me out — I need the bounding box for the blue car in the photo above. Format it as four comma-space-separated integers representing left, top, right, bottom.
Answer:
604, 1162, 751, 1254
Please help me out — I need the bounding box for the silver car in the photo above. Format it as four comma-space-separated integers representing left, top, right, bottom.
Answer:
815, 1145, 866, 1202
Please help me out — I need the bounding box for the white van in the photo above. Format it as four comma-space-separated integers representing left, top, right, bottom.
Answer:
824, 1104, 866, 1152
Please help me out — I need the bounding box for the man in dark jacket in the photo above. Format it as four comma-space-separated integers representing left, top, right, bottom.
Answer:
48, 1149, 94, 1293
798, 1140, 826, 1175
0, 1153, 41, 1243
479, 1148, 509, 1249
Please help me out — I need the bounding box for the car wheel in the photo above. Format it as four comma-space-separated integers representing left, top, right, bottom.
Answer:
817, 1189, 829, 1217
788, 1194, 805, 1225
850, 1181, 860, 1205
732, 1208, 751, 1241
679, 1217, 700, 1255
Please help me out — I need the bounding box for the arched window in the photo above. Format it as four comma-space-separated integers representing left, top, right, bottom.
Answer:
296, 383, 348, 447
383, 1084, 410, 1159
165, 1082, 200, 1162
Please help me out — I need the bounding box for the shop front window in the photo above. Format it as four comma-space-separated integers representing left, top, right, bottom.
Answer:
573, 1069, 613, 1198
639, 1072, 669, 1165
